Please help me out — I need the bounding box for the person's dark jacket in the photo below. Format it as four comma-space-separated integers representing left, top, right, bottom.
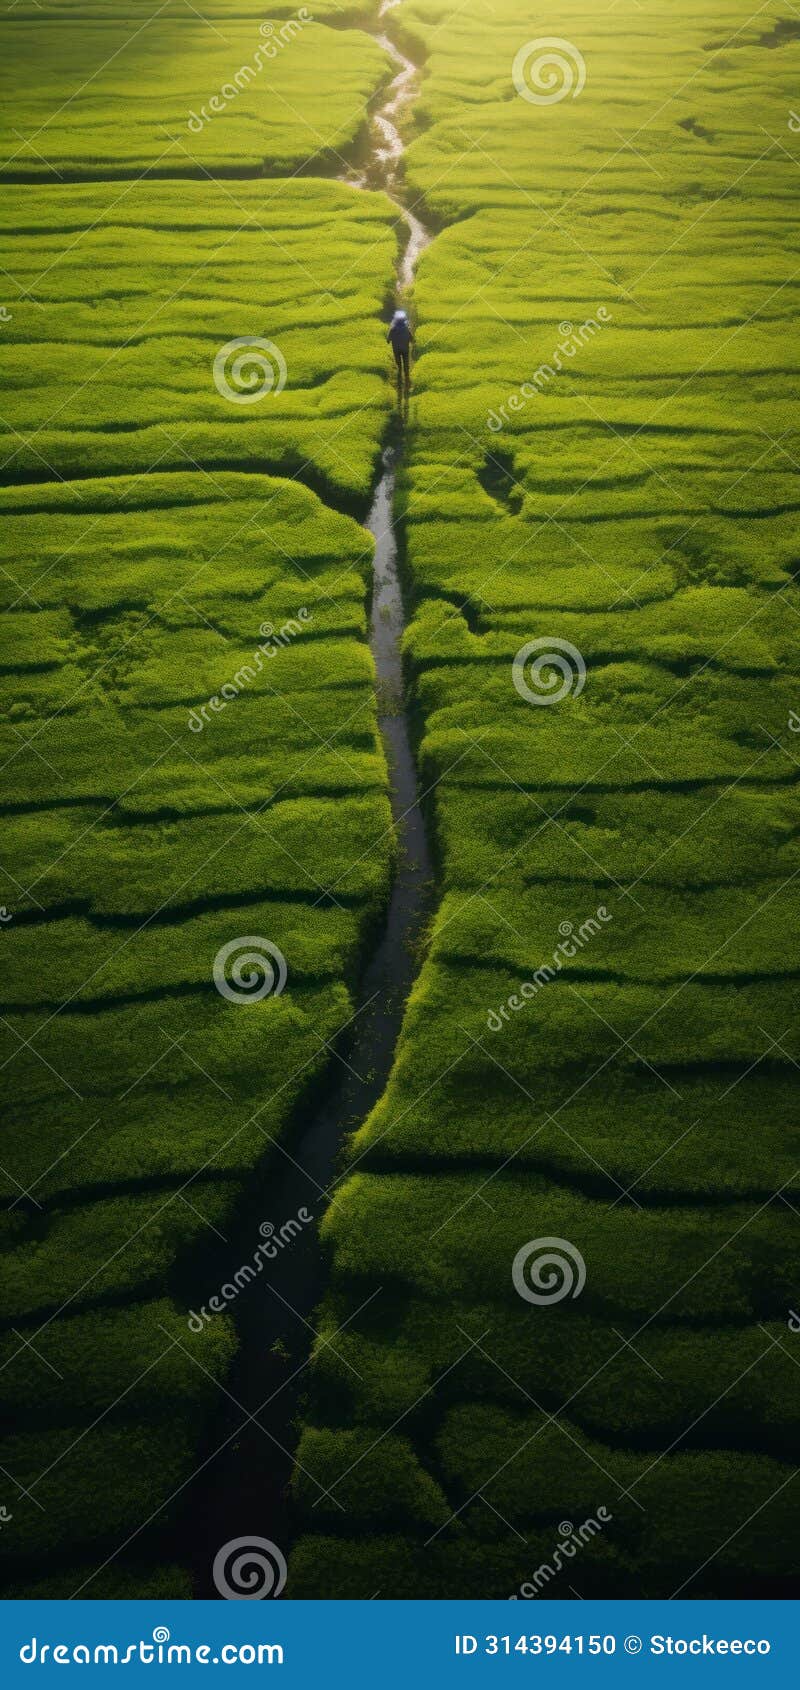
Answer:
387, 316, 413, 352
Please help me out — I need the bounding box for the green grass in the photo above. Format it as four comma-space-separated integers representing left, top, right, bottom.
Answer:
0, 469, 395, 1589
4, 0, 800, 1602
0, 0, 400, 1595
291, 0, 800, 1598
0, 14, 388, 177
0, 182, 398, 505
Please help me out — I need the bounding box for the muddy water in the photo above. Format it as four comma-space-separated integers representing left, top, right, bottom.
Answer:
371, 1, 432, 290
185, 0, 433, 1597
342, 0, 431, 290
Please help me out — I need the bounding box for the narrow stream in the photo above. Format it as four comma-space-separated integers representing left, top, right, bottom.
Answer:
364, 0, 432, 290
184, 0, 434, 1597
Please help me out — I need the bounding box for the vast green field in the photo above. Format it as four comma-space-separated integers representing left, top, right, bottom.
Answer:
289, 0, 800, 1599
2, 0, 799, 1604
0, 0, 398, 1597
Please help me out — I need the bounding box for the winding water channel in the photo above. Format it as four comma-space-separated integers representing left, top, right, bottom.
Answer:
185, 2, 434, 1594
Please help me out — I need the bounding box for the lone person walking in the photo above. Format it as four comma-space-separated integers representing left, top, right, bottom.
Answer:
387, 308, 413, 393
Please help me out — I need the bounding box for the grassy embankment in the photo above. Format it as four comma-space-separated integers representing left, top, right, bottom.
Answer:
291, 0, 800, 1597
0, 0, 401, 1595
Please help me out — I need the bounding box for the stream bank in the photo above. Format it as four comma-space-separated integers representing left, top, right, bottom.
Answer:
184, 0, 434, 1597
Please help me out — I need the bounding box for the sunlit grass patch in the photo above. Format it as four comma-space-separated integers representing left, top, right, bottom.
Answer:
0, 15, 389, 177
1, 182, 398, 505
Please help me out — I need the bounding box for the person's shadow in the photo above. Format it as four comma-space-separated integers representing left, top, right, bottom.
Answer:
396, 366, 410, 421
